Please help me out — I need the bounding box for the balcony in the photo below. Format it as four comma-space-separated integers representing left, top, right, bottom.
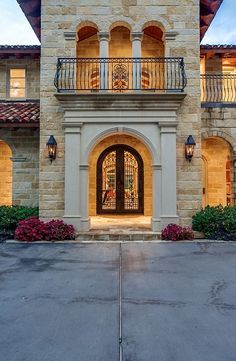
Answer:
201, 74, 236, 105
54, 57, 187, 93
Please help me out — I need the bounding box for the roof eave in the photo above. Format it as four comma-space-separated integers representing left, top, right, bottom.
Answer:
16, 0, 41, 41
200, 0, 223, 40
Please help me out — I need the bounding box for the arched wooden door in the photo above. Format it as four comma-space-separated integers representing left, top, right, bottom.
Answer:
97, 144, 144, 214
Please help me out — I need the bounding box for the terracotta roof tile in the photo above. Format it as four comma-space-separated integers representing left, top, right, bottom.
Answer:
201, 44, 236, 49
0, 102, 40, 125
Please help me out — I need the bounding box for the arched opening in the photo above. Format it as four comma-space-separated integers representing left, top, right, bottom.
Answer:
141, 25, 164, 89
88, 134, 152, 217
108, 26, 132, 91
0, 140, 12, 206
109, 26, 132, 58
97, 144, 144, 214
76, 25, 99, 90
76, 25, 99, 58
202, 137, 232, 206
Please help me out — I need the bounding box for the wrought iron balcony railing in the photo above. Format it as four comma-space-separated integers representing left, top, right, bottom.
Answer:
201, 74, 236, 103
54, 57, 187, 92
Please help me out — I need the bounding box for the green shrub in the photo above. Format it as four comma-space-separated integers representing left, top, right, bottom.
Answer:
0, 206, 39, 231
192, 205, 236, 240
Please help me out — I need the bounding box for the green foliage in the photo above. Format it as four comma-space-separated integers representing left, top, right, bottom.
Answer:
0, 206, 39, 231
192, 205, 236, 240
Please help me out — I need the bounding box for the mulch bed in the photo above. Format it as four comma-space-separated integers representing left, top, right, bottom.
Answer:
0, 231, 14, 243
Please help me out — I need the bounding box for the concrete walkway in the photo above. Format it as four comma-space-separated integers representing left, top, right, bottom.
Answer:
1, 242, 236, 361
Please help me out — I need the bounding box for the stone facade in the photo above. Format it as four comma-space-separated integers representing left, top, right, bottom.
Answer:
0, 129, 39, 207
201, 106, 236, 206
0, 58, 40, 100
0, 54, 40, 208
39, 0, 201, 230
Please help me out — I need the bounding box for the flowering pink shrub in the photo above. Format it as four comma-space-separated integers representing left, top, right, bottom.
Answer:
46, 220, 75, 241
15, 217, 48, 242
161, 223, 194, 241
15, 217, 75, 242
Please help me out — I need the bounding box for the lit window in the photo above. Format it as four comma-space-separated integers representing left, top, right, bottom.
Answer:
9, 69, 26, 98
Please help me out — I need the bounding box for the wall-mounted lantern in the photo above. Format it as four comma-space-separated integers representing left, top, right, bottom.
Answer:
47, 135, 57, 163
185, 135, 196, 162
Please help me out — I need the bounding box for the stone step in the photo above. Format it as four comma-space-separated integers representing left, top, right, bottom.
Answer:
76, 231, 161, 241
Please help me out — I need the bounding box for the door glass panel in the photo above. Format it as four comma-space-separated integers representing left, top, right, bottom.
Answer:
102, 151, 116, 210
124, 151, 139, 210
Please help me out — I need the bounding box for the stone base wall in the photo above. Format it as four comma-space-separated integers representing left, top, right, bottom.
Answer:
0, 129, 39, 207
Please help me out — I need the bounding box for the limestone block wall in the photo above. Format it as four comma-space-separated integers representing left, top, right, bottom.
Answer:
40, 0, 201, 226
0, 58, 40, 100
201, 106, 236, 205
0, 129, 39, 207
201, 107, 236, 147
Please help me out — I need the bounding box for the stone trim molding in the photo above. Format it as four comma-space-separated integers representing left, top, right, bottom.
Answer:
64, 32, 76, 41
152, 164, 162, 170
165, 31, 179, 41
80, 165, 89, 170
130, 32, 143, 42
55, 93, 186, 112
201, 130, 235, 149
10, 157, 27, 162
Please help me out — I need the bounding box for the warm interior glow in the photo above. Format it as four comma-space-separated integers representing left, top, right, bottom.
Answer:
202, 137, 232, 206
0, 140, 12, 206
9, 69, 26, 98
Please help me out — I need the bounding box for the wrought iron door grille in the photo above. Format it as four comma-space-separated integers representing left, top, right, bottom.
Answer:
97, 145, 144, 214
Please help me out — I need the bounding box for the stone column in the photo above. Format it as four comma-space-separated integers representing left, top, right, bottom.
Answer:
164, 31, 178, 57
98, 32, 109, 90
159, 123, 179, 228
63, 125, 82, 228
152, 164, 162, 232
131, 32, 143, 90
80, 165, 90, 231
164, 32, 178, 90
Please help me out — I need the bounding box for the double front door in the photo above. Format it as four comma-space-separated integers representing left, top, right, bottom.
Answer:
97, 145, 144, 214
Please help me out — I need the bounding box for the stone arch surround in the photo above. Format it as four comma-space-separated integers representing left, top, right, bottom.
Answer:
88, 133, 153, 216
201, 130, 235, 149
73, 15, 170, 35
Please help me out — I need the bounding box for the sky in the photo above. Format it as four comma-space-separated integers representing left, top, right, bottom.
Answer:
0, 0, 235, 45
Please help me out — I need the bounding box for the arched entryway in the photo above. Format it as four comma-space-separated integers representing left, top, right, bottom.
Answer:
202, 136, 232, 207
97, 144, 144, 214
88, 133, 153, 218
0, 140, 12, 206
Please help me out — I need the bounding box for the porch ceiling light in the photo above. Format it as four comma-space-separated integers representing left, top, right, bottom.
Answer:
47, 135, 57, 162
185, 135, 196, 162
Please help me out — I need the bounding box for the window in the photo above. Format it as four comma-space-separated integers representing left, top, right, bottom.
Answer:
9, 69, 26, 98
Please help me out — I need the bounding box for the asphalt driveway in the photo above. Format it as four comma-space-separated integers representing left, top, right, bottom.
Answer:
1, 242, 236, 361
